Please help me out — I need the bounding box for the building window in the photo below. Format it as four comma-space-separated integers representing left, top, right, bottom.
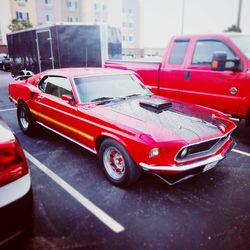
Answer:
17, 0, 26, 6
129, 36, 133, 42
44, 0, 52, 5
123, 36, 126, 41
45, 14, 53, 22
128, 9, 132, 14
129, 23, 133, 28
68, 16, 78, 22
16, 11, 29, 20
122, 22, 126, 27
94, 3, 99, 10
67, 0, 77, 9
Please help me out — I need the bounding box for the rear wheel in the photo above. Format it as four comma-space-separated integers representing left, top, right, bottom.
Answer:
17, 103, 36, 135
99, 139, 141, 187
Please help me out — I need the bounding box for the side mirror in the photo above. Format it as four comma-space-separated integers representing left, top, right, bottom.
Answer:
211, 51, 242, 72
61, 94, 74, 104
211, 52, 227, 71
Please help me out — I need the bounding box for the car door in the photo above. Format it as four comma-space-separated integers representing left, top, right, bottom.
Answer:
159, 38, 190, 100
183, 39, 245, 115
31, 75, 94, 148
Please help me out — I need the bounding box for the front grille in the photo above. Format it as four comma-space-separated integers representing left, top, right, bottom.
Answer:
188, 138, 220, 154
176, 132, 232, 162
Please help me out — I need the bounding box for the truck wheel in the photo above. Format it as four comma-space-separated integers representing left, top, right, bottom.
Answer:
99, 139, 141, 187
17, 103, 36, 135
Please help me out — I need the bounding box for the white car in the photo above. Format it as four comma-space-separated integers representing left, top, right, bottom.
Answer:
0, 118, 32, 246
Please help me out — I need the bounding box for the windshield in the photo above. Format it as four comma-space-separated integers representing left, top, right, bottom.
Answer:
74, 74, 151, 103
230, 35, 250, 61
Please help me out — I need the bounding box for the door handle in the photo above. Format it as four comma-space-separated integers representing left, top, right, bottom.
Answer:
229, 87, 238, 95
184, 71, 191, 81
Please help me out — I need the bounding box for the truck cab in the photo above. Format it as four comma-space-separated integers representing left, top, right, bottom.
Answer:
160, 34, 250, 123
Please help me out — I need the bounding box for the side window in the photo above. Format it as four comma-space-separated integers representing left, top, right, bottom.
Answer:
192, 40, 236, 66
38, 76, 73, 98
169, 40, 189, 65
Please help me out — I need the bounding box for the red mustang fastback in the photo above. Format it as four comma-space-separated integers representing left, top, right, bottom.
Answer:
9, 68, 236, 186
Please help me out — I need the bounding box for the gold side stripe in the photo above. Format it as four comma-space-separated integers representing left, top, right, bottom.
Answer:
30, 109, 94, 141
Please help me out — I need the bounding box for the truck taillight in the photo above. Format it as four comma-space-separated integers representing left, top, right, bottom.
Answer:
0, 140, 29, 187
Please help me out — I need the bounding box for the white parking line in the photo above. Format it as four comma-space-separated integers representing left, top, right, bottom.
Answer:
24, 150, 125, 234
0, 108, 16, 112
232, 149, 250, 157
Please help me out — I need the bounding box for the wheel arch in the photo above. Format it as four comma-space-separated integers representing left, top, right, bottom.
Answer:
95, 133, 128, 154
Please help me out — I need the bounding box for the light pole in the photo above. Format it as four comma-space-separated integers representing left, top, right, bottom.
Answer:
181, 0, 185, 34
236, 0, 242, 31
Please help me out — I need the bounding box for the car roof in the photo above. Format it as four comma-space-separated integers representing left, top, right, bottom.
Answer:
172, 33, 250, 40
42, 68, 132, 78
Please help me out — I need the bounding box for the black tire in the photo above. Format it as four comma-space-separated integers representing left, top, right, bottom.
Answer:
17, 102, 36, 135
99, 139, 141, 187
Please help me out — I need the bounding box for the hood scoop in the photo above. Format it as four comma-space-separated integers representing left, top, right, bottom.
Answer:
139, 98, 172, 113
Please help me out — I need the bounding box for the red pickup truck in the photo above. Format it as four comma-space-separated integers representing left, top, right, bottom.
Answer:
105, 34, 250, 126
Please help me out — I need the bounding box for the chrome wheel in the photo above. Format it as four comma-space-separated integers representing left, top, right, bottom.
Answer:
20, 106, 29, 130
103, 146, 126, 180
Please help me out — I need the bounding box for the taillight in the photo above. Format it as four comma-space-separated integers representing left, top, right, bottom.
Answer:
0, 140, 29, 187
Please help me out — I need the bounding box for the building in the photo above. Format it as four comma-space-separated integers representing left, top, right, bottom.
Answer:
0, 0, 12, 45
122, 0, 140, 49
35, 0, 63, 24
9, 0, 38, 26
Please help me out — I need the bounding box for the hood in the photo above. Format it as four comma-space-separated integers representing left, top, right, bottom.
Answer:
89, 96, 232, 143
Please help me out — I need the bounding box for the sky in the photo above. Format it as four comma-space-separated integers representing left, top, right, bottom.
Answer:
140, 0, 250, 48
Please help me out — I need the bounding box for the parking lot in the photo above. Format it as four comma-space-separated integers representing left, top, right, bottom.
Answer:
1, 70, 250, 250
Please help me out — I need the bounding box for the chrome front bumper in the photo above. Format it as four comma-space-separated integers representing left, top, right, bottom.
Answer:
139, 153, 224, 172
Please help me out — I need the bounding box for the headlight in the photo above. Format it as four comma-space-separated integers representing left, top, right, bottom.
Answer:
180, 147, 188, 158
148, 148, 159, 158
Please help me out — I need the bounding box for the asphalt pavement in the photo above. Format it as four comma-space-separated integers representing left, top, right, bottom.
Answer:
0, 70, 250, 250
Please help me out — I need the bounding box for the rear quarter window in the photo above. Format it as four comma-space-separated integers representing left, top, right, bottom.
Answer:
168, 40, 189, 65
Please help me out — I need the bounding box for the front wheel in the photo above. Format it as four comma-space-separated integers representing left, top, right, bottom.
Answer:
99, 139, 141, 187
17, 103, 36, 135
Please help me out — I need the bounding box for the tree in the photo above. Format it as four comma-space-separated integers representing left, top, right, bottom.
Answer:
224, 24, 241, 33
8, 19, 32, 32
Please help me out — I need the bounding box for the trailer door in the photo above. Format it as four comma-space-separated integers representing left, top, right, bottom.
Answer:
36, 30, 54, 72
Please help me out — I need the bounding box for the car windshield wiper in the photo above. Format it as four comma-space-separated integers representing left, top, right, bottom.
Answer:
90, 96, 126, 105
125, 93, 152, 98
90, 97, 113, 102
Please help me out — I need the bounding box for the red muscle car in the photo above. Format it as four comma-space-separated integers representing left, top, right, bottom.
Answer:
9, 68, 236, 186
